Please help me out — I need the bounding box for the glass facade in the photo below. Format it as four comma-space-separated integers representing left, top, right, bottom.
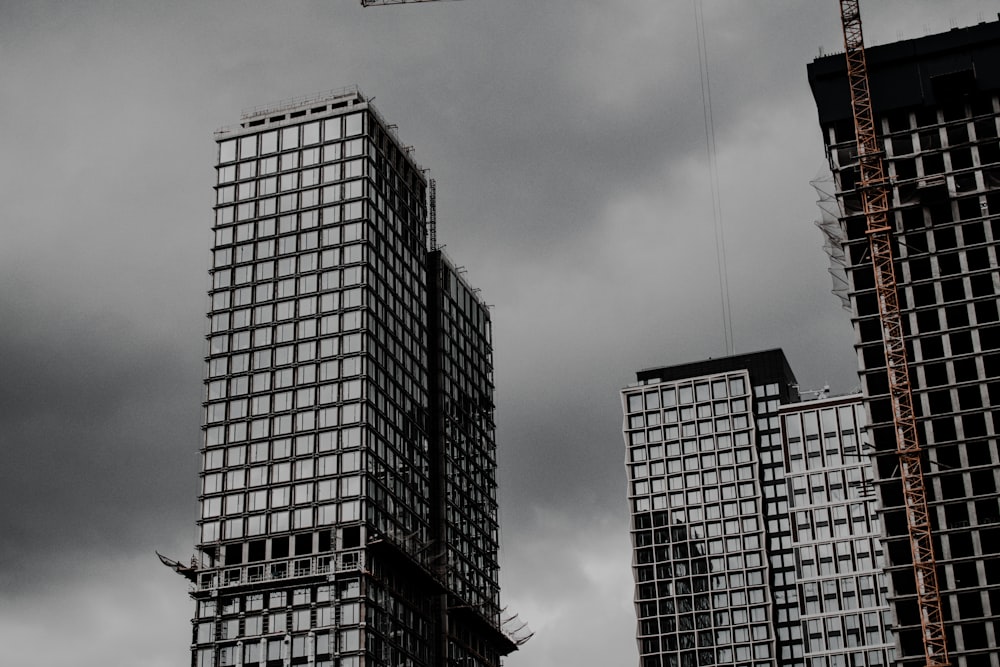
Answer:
186, 89, 515, 667
753, 381, 801, 665
809, 22, 1000, 666
623, 353, 896, 667
622, 350, 801, 667
780, 396, 894, 667
427, 250, 504, 665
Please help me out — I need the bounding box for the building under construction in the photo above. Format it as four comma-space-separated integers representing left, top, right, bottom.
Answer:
164, 88, 526, 667
809, 20, 1000, 667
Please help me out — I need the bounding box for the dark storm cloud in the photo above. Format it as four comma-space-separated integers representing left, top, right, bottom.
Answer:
2, 1, 998, 665
0, 276, 201, 593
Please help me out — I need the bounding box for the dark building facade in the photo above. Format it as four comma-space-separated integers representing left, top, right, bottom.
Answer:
175, 88, 515, 667
809, 21, 1000, 667
425, 248, 506, 665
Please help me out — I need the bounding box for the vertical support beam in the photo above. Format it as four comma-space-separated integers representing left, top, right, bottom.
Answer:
837, 2, 949, 665
429, 179, 438, 252
425, 249, 450, 665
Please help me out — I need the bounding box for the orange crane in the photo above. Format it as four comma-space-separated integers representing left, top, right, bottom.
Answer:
837, 1, 948, 665
363, 0, 950, 663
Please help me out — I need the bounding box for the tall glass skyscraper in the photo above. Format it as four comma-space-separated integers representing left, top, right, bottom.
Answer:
169, 88, 517, 667
622, 350, 800, 667
621, 350, 893, 667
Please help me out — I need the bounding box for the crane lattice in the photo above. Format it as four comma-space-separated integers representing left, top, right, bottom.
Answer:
838, 1, 949, 665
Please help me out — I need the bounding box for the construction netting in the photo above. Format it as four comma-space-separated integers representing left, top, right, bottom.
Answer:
811, 167, 852, 311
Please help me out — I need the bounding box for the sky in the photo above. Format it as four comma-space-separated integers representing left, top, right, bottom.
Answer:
0, 1, 996, 665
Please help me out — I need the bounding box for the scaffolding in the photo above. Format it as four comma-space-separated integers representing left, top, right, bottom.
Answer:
811, 170, 851, 311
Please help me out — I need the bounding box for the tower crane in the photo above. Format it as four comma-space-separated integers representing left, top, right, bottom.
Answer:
362, 0, 951, 663
837, 1, 948, 665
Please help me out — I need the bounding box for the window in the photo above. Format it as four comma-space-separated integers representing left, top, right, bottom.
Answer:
341, 500, 360, 521
202, 497, 222, 518
302, 148, 320, 167
345, 113, 363, 137
340, 476, 361, 496
295, 458, 314, 480
281, 126, 299, 150
294, 483, 313, 504
240, 135, 258, 159
224, 494, 244, 515
219, 139, 237, 163
196, 649, 215, 667
247, 489, 267, 511
201, 521, 220, 542
324, 118, 342, 142
203, 473, 222, 494
341, 602, 359, 624
293, 608, 311, 631
269, 611, 286, 633
303, 122, 320, 145
196, 621, 214, 644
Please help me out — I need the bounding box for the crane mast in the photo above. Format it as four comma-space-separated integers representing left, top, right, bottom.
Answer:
837, 1, 949, 665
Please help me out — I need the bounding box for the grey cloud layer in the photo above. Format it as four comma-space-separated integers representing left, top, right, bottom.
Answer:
1, 1, 995, 665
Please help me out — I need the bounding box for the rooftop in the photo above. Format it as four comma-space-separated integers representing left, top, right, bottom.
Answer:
808, 18, 1000, 124
634, 348, 796, 387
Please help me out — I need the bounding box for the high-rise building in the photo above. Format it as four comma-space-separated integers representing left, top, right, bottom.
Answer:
622, 350, 800, 667
779, 394, 894, 667
809, 21, 1000, 667
166, 88, 516, 667
621, 350, 894, 667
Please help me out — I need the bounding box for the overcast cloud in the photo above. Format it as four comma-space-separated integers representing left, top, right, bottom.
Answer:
1, 1, 996, 665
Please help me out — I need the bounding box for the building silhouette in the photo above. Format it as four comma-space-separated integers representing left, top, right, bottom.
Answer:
621, 350, 894, 667
809, 20, 1000, 667
168, 88, 517, 667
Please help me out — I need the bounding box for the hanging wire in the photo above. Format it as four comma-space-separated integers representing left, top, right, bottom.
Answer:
694, 0, 735, 355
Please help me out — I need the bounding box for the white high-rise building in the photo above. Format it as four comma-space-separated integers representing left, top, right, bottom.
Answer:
621, 350, 894, 667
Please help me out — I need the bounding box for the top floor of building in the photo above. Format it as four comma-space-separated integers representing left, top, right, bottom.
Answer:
808, 18, 1000, 126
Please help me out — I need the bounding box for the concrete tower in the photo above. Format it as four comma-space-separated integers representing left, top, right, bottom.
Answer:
169, 88, 517, 667
809, 21, 1000, 666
